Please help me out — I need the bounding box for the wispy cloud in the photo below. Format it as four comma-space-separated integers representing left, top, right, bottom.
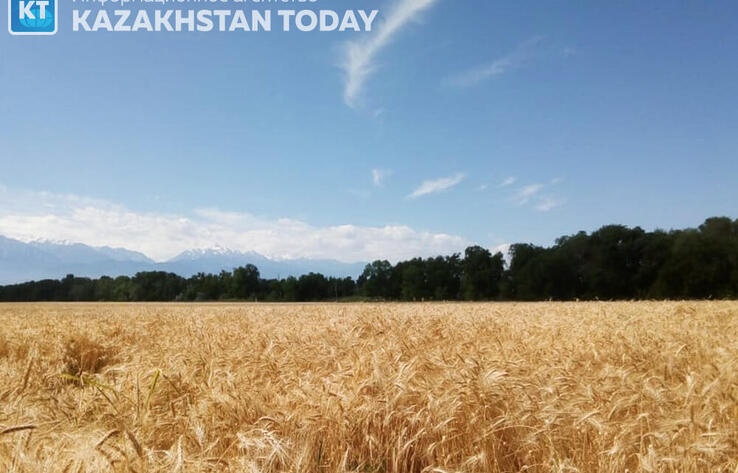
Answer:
536, 196, 565, 212
512, 184, 544, 205
444, 36, 544, 88
341, 0, 439, 108
372, 168, 392, 186
509, 179, 566, 212
0, 186, 471, 263
499, 176, 517, 187
409, 173, 465, 199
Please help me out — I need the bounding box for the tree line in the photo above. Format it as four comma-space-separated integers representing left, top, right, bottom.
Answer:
1, 217, 737, 302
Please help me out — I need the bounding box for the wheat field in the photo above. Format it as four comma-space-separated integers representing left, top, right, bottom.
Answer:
0, 302, 736, 472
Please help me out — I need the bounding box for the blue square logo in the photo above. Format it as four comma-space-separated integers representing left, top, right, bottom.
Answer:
8, 0, 57, 35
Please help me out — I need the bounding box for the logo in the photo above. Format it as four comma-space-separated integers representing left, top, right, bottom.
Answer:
8, 0, 57, 35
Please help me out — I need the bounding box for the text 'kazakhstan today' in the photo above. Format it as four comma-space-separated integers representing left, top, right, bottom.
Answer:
72, 9, 378, 32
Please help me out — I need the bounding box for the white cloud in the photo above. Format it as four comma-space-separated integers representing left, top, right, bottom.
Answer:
508, 179, 566, 211
372, 168, 391, 186
408, 173, 465, 199
535, 196, 565, 212
512, 184, 543, 205
444, 36, 544, 88
499, 176, 516, 187
341, 0, 439, 108
0, 186, 470, 263
492, 243, 512, 264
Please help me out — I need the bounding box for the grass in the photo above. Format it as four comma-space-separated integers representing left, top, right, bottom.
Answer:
0, 301, 736, 472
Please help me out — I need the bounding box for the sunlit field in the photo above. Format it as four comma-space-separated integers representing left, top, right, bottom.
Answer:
0, 302, 736, 472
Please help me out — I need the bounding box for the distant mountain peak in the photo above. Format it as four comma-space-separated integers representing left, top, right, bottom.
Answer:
0, 234, 366, 285
169, 246, 253, 261
29, 237, 77, 246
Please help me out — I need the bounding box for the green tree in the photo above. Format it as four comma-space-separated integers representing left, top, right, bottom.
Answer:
461, 246, 504, 300
358, 260, 394, 299
232, 265, 260, 300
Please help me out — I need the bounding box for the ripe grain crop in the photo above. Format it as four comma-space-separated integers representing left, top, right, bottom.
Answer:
0, 302, 736, 472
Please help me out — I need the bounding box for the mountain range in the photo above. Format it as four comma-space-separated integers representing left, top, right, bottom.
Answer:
0, 235, 367, 285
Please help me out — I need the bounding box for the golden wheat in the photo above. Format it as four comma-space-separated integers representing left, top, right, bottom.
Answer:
0, 302, 736, 472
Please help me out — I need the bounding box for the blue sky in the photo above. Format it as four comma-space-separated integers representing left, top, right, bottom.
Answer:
0, 0, 737, 262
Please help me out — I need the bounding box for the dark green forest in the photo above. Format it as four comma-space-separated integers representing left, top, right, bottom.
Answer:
2, 217, 737, 302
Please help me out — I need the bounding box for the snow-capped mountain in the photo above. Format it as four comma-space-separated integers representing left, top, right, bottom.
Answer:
161, 247, 365, 280
0, 235, 366, 285
167, 246, 261, 262
0, 236, 158, 284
